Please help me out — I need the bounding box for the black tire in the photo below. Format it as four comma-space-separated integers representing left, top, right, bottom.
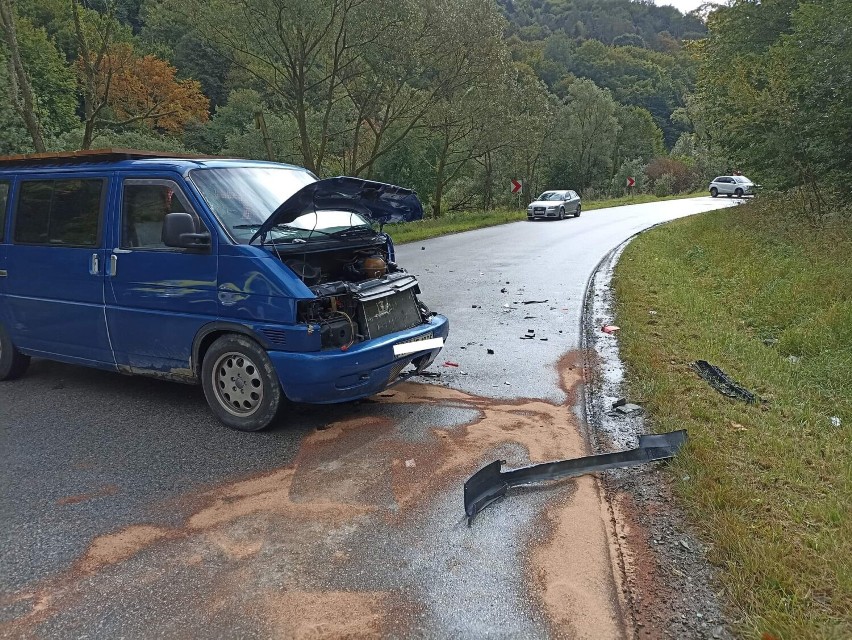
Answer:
201, 334, 283, 431
735, 188, 743, 197
574, 204, 581, 217
558, 207, 565, 220
0, 324, 30, 381
710, 187, 718, 198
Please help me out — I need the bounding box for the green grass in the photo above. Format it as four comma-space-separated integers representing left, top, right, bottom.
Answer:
384, 191, 705, 245
612, 199, 851, 639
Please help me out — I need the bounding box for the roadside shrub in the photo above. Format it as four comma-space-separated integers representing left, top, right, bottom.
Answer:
645, 156, 695, 193
653, 173, 676, 196
611, 158, 646, 196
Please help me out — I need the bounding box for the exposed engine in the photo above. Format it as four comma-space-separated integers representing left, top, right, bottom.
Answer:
284, 247, 391, 286
284, 245, 432, 350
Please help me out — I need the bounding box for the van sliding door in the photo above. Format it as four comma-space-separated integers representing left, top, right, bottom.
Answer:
3, 176, 114, 366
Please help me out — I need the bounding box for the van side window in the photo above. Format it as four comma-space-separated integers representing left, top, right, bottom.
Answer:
14, 180, 103, 247
121, 179, 198, 249
0, 181, 9, 242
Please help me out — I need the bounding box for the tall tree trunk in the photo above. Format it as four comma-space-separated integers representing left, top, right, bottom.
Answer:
431, 130, 451, 218
0, 0, 46, 152
482, 150, 493, 209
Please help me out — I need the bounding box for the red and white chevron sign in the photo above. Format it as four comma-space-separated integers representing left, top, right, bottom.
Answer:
626, 176, 636, 187
510, 179, 523, 194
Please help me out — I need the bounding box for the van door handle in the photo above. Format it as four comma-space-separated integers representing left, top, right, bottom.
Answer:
0, 270, 7, 277
89, 253, 100, 275
109, 254, 118, 277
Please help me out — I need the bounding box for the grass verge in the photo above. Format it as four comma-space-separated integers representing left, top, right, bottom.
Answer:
612, 198, 851, 639
384, 191, 704, 245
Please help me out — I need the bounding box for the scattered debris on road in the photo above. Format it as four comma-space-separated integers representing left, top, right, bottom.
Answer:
443, 361, 459, 367
691, 360, 758, 404
522, 299, 549, 305
463, 430, 688, 525
601, 325, 620, 334
615, 403, 643, 416
487, 349, 494, 355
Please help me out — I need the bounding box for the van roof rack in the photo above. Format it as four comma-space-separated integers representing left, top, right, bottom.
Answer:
0, 148, 217, 167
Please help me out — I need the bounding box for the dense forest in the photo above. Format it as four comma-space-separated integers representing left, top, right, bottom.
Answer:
1, 0, 848, 215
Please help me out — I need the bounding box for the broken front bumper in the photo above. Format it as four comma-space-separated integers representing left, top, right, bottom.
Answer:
463, 430, 688, 524
270, 314, 449, 403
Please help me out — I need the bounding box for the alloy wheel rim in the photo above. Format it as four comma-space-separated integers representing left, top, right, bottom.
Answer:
212, 351, 264, 416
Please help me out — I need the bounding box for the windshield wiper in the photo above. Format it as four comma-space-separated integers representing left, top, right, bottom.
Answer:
326, 226, 375, 238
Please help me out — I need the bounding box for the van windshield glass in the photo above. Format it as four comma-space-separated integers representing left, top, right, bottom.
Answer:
190, 167, 318, 243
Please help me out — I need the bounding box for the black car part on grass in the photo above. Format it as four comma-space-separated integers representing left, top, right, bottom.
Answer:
691, 360, 758, 404
463, 430, 688, 525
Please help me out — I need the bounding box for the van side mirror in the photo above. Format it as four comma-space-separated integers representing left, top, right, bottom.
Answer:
162, 212, 211, 249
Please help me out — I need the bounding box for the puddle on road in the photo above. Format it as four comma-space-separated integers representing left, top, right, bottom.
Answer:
1, 351, 626, 639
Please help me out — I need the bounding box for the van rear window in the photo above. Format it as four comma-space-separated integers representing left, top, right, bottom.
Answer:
14, 179, 103, 247
0, 181, 8, 242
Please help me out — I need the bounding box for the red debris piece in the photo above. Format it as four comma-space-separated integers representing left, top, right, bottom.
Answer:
443, 361, 459, 367
601, 325, 620, 334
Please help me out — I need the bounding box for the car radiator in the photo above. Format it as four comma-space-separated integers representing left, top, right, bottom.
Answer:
358, 288, 423, 339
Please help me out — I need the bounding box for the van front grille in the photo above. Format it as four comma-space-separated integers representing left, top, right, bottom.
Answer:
359, 289, 422, 339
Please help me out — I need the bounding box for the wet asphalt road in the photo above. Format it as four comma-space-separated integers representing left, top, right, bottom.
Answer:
0, 197, 738, 638
399, 197, 740, 403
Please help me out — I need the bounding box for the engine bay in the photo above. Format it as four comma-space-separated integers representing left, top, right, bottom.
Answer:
281, 242, 432, 350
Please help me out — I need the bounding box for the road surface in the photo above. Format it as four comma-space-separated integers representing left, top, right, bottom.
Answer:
0, 196, 738, 638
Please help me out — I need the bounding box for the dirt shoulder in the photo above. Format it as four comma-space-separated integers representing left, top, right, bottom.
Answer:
582, 240, 735, 640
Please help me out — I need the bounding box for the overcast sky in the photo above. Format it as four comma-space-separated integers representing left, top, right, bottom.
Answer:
655, 0, 708, 13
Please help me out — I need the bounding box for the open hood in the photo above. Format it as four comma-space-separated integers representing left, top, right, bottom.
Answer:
251, 177, 423, 244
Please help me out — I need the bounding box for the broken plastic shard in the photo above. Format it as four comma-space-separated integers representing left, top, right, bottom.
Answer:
691, 360, 758, 404
601, 325, 620, 334
830, 416, 841, 427
615, 403, 642, 415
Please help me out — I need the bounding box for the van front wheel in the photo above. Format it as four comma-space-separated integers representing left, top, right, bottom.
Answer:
201, 334, 283, 431
0, 325, 30, 381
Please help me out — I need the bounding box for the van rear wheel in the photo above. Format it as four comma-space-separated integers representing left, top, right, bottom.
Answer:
201, 334, 283, 431
0, 325, 30, 381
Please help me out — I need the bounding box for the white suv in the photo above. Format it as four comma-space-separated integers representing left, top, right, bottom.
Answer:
709, 175, 755, 198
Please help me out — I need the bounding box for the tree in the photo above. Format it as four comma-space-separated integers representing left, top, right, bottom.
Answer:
0, 0, 47, 151
74, 38, 208, 147
614, 105, 664, 171
547, 79, 620, 192
96, 46, 209, 132
695, 0, 852, 210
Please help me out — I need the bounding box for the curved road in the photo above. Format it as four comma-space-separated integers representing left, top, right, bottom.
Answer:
0, 197, 737, 638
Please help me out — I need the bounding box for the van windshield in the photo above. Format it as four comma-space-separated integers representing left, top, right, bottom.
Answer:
190, 166, 329, 243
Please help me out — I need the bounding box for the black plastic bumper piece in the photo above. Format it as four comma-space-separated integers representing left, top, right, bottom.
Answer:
463, 430, 688, 525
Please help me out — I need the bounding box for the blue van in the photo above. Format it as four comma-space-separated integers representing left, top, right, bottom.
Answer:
0, 150, 448, 431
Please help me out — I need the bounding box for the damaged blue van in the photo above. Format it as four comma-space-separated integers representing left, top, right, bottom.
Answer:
0, 150, 448, 431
